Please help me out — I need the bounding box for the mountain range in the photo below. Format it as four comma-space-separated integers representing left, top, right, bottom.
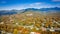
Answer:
0, 7, 60, 16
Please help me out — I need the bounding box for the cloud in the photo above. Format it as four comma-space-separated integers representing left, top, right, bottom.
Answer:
52, 0, 60, 2
1, 2, 57, 10
0, 2, 60, 10
29, 2, 42, 7
28, 2, 60, 8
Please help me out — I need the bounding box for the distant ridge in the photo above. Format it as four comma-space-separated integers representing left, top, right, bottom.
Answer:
0, 7, 60, 16
24, 7, 60, 11
0, 10, 17, 16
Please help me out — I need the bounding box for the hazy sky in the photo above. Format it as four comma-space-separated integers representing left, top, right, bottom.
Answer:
0, 0, 60, 10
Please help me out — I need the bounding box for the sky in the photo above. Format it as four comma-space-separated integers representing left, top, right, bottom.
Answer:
0, 0, 60, 10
